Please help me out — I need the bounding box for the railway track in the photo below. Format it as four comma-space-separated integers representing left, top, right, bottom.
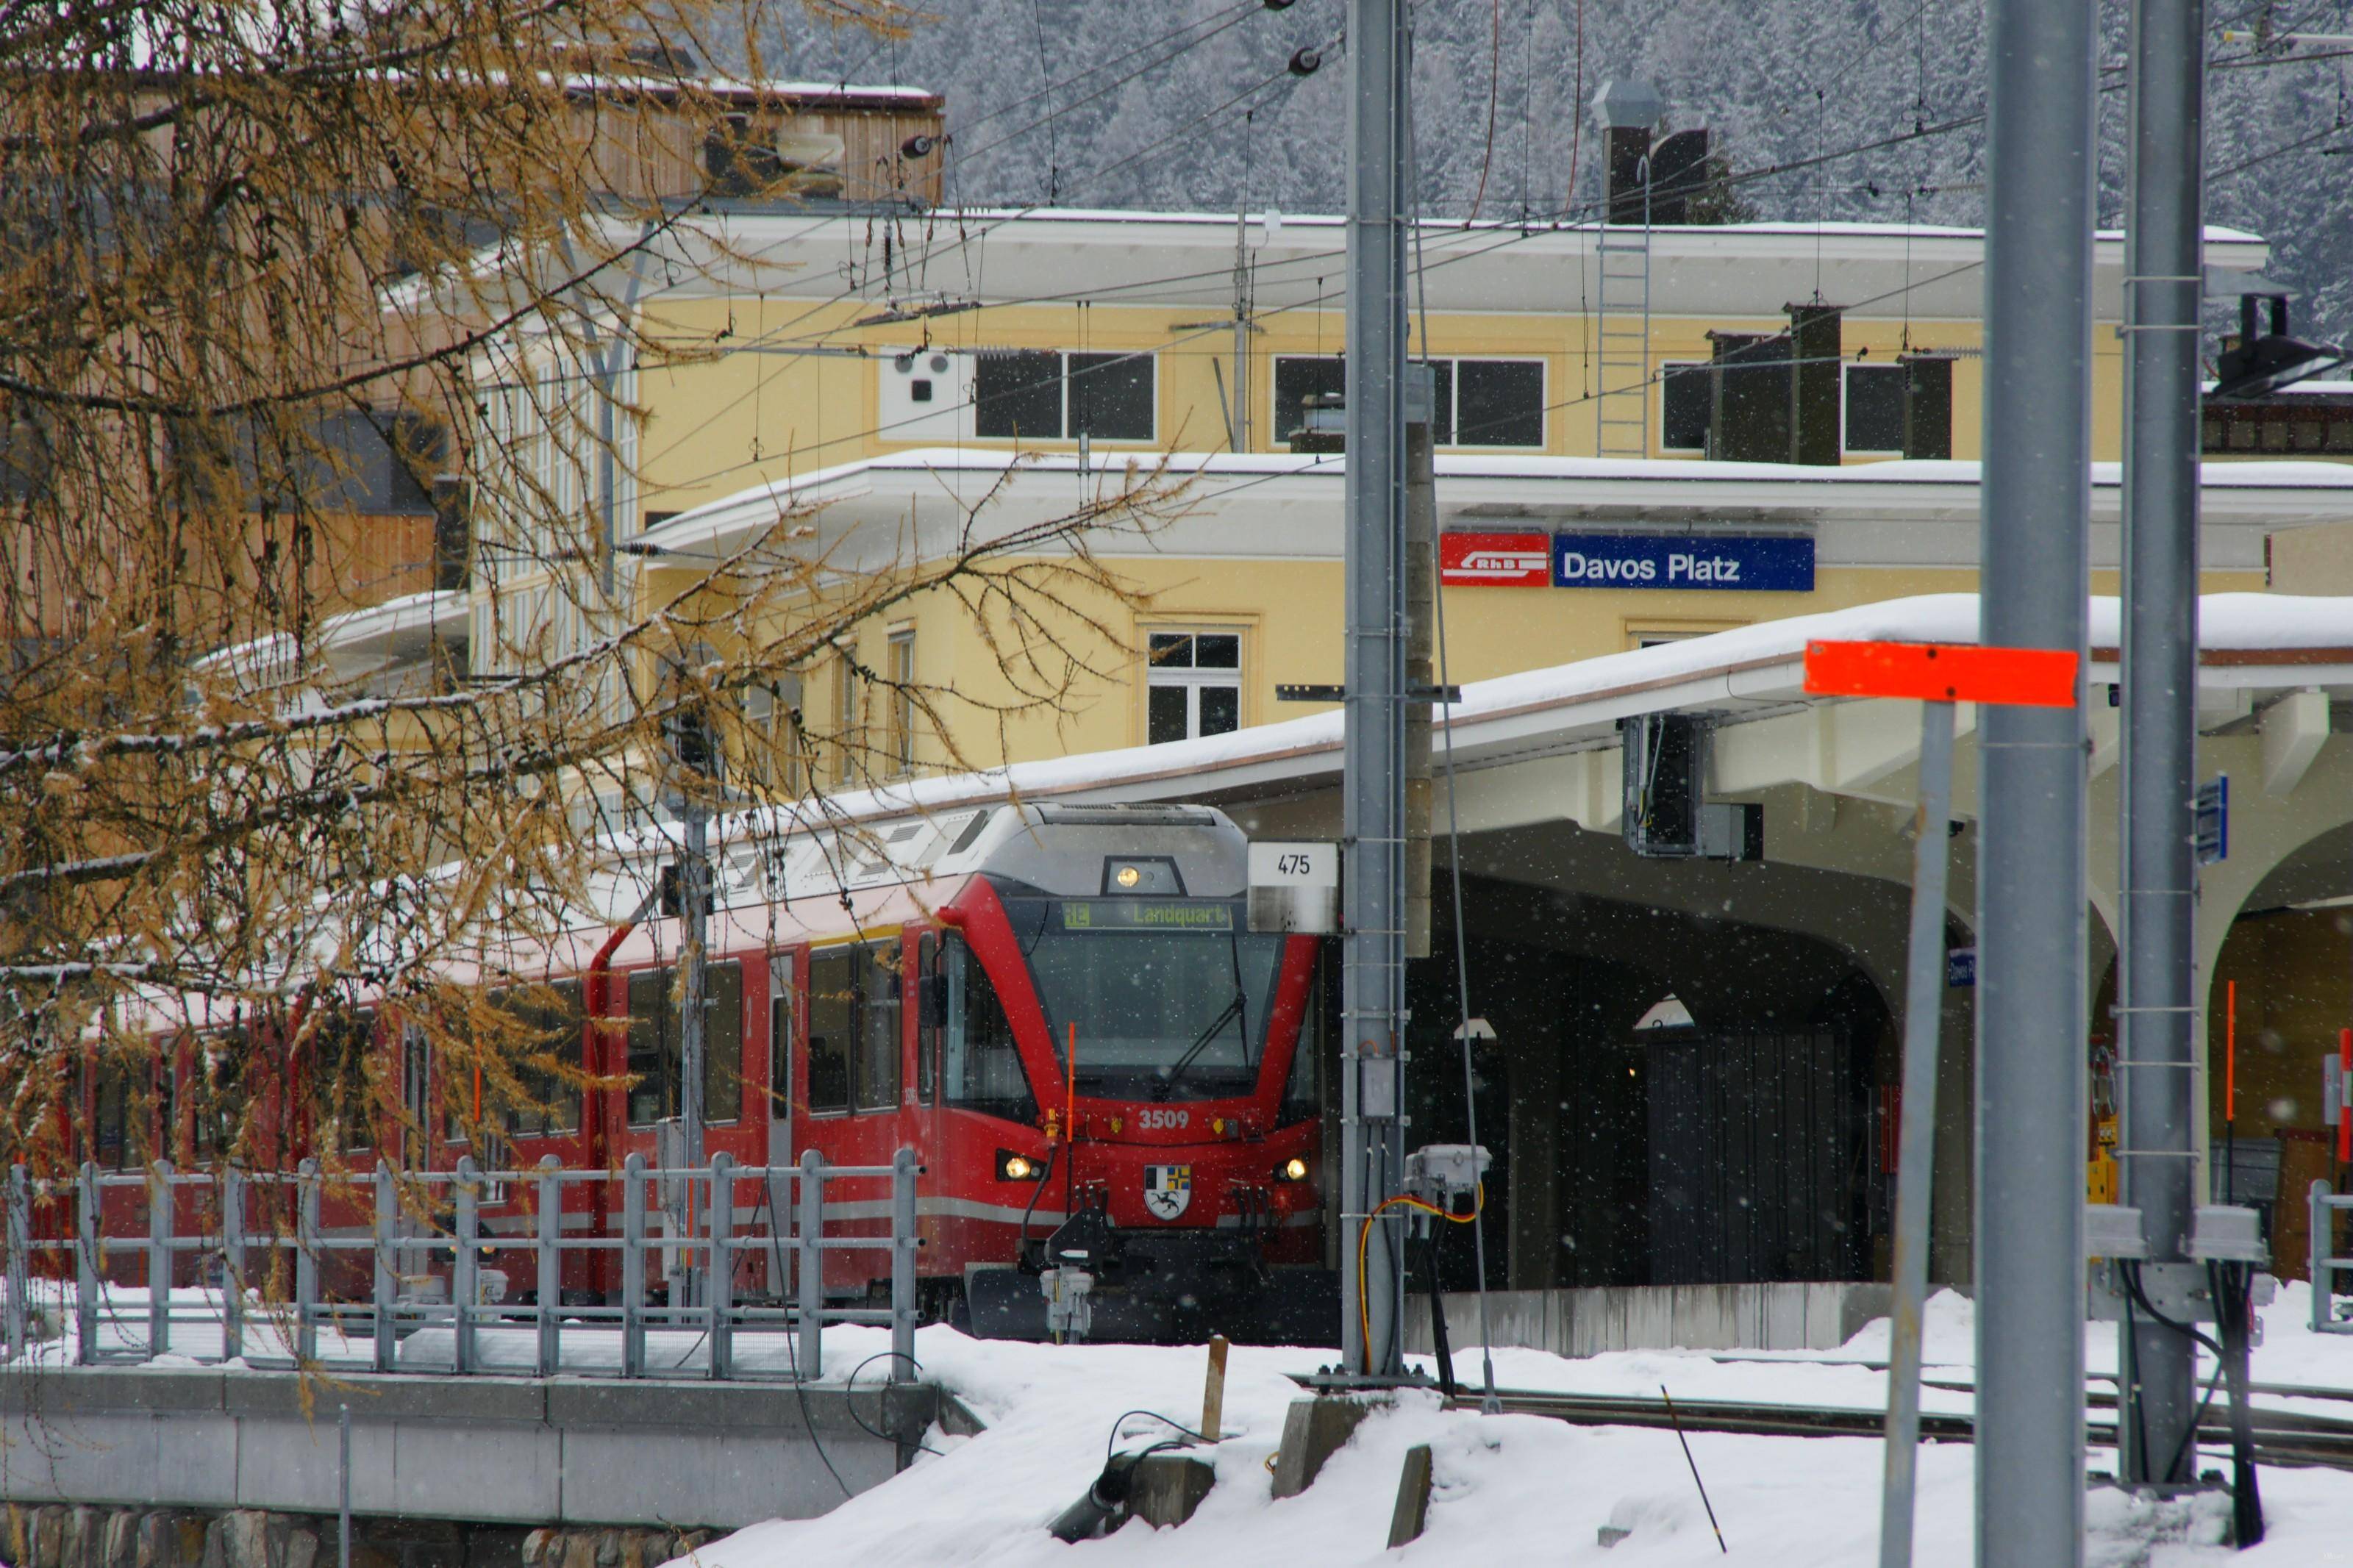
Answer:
1454, 1386, 2353, 1472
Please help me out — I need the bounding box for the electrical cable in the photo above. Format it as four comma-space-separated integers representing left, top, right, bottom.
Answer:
755, 1171, 851, 1497
1355, 1186, 1479, 1364
1101, 1408, 1215, 1464
843, 1347, 946, 1456
1409, 69, 1501, 1414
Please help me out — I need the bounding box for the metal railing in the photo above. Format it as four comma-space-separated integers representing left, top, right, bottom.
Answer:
2314, 1179, 2353, 1336
1, 1148, 921, 1381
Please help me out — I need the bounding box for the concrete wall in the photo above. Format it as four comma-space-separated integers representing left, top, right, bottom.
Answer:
0, 1371, 932, 1530
1400, 1281, 1895, 1359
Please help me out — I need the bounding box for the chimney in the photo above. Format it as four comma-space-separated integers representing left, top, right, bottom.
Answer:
1591, 79, 1664, 225
1648, 127, 1710, 224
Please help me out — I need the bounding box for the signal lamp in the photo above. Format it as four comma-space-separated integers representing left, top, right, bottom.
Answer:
997, 1149, 1039, 1182
1277, 1156, 1310, 1182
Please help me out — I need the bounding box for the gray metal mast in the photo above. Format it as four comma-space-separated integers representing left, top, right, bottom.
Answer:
2117, 0, 2207, 1487
1340, 0, 1410, 1379
1975, 0, 2096, 1557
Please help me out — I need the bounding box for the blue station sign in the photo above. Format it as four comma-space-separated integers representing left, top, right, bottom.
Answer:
1552, 533, 1815, 593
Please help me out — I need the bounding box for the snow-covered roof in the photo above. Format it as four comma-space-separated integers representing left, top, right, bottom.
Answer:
638, 446, 2353, 573
690, 593, 2353, 841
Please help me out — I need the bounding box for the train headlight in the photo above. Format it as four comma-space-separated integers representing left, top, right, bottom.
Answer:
997, 1149, 1039, 1181
1115, 864, 1141, 889
1277, 1156, 1310, 1183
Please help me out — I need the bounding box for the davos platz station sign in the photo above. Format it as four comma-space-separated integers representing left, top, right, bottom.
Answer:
1440, 531, 1815, 593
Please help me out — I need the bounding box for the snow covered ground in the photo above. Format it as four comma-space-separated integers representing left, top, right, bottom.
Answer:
689, 1287, 2353, 1567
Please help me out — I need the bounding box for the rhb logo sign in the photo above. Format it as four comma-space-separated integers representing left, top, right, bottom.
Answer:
1440, 531, 1549, 587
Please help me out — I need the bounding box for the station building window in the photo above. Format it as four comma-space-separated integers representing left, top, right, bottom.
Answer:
1660, 362, 1711, 452
1271, 356, 1547, 448
1146, 631, 1241, 744
974, 350, 1154, 442
1843, 362, 1908, 454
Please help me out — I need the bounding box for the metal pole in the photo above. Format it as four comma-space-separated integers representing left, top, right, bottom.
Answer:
797, 1148, 824, 1380
147, 1160, 171, 1359
2117, 0, 2206, 1489
296, 1159, 321, 1365
338, 1402, 352, 1568
222, 1167, 246, 1365
1977, 0, 2096, 1553
1340, 0, 1411, 1381
1879, 701, 1955, 1568
890, 1146, 918, 1381
371, 1161, 395, 1374
679, 796, 709, 1310
621, 1152, 646, 1379
536, 1158, 562, 1378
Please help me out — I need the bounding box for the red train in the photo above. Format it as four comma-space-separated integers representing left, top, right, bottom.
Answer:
71, 802, 1339, 1342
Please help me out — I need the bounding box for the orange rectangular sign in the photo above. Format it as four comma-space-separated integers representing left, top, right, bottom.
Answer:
1802, 640, 2079, 707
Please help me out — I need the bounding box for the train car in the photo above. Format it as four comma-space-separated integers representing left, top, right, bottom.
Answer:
56, 801, 1338, 1342
574, 799, 1336, 1341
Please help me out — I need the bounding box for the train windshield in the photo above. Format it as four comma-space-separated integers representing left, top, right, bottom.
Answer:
1002, 896, 1286, 1102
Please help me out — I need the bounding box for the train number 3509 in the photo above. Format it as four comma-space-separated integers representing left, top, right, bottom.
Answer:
1137, 1108, 1190, 1131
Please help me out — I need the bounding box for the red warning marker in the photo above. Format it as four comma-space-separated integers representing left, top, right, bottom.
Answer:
1802, 640, 2079, 708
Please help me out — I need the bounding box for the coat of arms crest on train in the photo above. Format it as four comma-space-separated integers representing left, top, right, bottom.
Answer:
1141, 1164, 1191, 1220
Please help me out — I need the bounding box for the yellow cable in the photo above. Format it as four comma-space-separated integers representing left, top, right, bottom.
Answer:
1355, 1184, 1482, 1369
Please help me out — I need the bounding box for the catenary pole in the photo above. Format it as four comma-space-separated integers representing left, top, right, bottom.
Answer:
1878, 703, 1955, 1568
1977, 0, 2097, 1558
1340, 0, 1410, 1378
2117, 0, 2206, 1488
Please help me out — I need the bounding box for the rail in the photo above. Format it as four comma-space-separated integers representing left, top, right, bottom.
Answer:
0, 1148, 922, 1382
2313, 1179, 2353, 1336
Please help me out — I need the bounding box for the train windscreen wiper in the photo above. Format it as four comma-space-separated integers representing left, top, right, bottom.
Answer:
1151, 990, 1246, 1100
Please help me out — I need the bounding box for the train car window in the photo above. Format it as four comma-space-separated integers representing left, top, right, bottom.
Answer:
768, 964, 793, 1114
399, 1020, 430, 1163
311, 1006, 378, 1153
805, 947, 854, 1115
195, 1028, 249, 1159
510, 983, 583, 1137
92, 1057, 134, 1170
705, 962, 743, 1124
915, 934, 939, 1106
856, 941, 902, 1111
941, 936, 1035, 1120
625, 968, 675, 1127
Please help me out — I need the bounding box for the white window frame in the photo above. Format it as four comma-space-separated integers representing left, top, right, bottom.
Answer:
1143, 628, 1243, 744
1657, 359, 1711, 453
1841, 362, 1909, 456
1267, 354, 1550, 450
974, 349, 1159, 444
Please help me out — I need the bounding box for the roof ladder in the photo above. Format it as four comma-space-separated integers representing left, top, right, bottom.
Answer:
1593, 183, 1654, 460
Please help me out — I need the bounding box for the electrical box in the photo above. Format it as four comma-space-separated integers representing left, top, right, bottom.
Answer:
1404, 1144, 1491, 1203
2085, 1203, 2149, 1261
1619, 714, 1763, 861
877, 350, 976, 443
2188, 1205, 2268, 1265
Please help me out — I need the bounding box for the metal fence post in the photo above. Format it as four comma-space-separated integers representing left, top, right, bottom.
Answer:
890, 1146, 918, 1381
146, 1160, 173, 1359
536, 1158, 562, 1378
296, 1159, 321, 1364
707, 1153, 733, 1381
621, 1153, 646, 1379
797, 1148, 823, 1381
2315, 1181, 2332, 1335
6, 1165, 28, 1361
221, 1167, 246, 1363
76, 1162, 99, 1364
372, 1162, 396, 1373
453, 1157, 479, 1375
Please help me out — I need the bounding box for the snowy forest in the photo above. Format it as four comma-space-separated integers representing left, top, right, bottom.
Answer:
767, 0, 2353, 343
